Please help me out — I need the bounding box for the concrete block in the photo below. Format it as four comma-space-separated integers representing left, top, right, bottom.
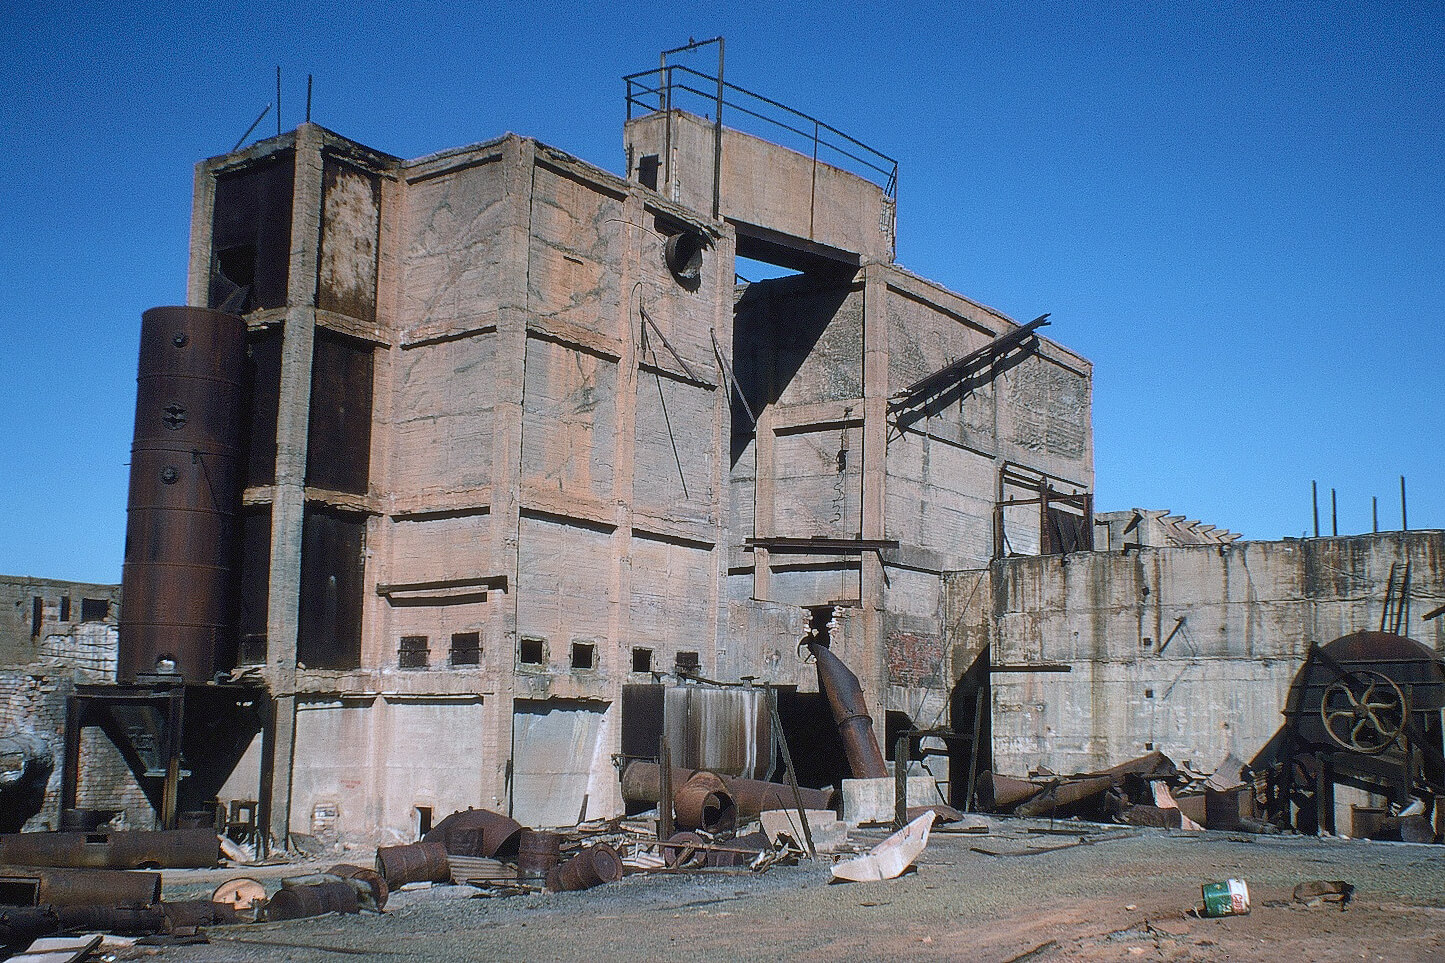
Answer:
841, 776, 943, 825
759, 808, 848, 853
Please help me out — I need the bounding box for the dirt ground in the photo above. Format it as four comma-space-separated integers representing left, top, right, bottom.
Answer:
127, 821, 1445, 962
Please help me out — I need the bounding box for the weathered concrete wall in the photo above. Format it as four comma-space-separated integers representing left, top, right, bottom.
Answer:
946, 531, 1445, 778
0, 577, 120, 670
625, 111, 895, 261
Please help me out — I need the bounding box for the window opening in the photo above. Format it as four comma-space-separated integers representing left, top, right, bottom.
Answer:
631, 647, 654, 673
398, 635, 429, 670
571, 642, 596, 670
519, 638, 545, 665
450, 631, 481, 667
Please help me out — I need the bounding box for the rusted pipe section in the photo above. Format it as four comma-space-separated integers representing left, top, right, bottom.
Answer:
545, 843, 622, 892
53, 904, 168, 935
0, 865, 162, 907
0, 828, 219, 869
266, 881, 360, 921
673, 772, 736, 833
621, 761, 835, 818
375, 840, 449, 889
808, 643, 888, 779
424, 808, 523, 861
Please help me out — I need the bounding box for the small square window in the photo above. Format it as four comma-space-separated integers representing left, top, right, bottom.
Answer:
1144, 689, 1154, 699
80, 598, 109, 622
1145, 742, 1155, 751
571, 642, 595, 670
631, 647, 653, 673
399, 635, 429, 670
450, 632, 481, 667
675, 651, 700, 675
519, 638, 545, 665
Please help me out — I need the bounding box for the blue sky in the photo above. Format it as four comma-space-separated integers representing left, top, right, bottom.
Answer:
2, 1, 1441, 582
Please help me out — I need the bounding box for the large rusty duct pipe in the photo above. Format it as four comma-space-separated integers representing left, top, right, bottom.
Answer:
808, 643, 888, 779
620, 761, 835, 817
0, 829, 219, 870
119, 306, 247, 683
0, 865, 162, 907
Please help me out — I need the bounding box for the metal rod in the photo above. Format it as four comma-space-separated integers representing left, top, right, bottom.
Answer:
713, 36, 723, 220
1381, 563, 1397, 632
231, 104, 271, 153
276, 66, 282, 137
306, 74, 312, 123
1312, 481, 1319, 537
767, 687, 815, 856
965, 694, 985, 812
894, 734, 909, 831
1401, 475, 1408, 531
658, 735, 673, 842
1331, 488, 1338, 536
1373, 496, 1379, 533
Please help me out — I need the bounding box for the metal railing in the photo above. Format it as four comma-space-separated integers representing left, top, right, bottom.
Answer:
624, 62, 898, 199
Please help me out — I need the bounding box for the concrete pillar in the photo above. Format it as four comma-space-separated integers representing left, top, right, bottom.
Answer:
860, 263, 889, 740
264, 125, 326, 843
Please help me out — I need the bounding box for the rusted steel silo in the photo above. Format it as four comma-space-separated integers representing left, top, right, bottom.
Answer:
118, 306, 246, 683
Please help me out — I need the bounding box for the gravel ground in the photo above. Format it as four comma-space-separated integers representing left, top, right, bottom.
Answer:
118, 822, 1445, 962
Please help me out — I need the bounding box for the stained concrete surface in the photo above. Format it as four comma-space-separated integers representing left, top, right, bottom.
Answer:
140, 824, 1445, 962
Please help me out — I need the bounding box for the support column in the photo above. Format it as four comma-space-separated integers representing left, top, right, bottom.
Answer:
860, 263, 889, 741
263, 124, 326, 844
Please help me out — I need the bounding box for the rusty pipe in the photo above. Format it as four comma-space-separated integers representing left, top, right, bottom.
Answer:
0, 829, 219, 870
0, 865, 161, 908
620, 761, 835, 818
808, 643, 888, 779
673, 772, 736, 833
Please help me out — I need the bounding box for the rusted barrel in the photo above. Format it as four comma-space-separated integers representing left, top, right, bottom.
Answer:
329, 863, 388, 910
0, 865, 161, 907
424, 809, 523, 860
0, 828, 219, 869
266, 881, 360, 921
120, 305, 246, 683
0, 906, 61, 949
660, 832, 708, 869
161, 899, 238, 932
546, 843, 623, 892
515, 830, 561, 882
375, 840, 449, 889
674, 772, 736, 833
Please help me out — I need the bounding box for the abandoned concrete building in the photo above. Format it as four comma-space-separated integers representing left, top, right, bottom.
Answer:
46, 62, 1443, 846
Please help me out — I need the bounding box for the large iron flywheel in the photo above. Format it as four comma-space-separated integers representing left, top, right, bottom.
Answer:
1319, 669, 1408, 754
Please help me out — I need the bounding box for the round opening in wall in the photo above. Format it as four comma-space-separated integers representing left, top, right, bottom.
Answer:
664, 230, 705, 286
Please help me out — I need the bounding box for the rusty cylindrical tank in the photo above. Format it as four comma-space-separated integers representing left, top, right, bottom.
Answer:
545, 843, 623, 892
329, 863, 388, 910
375, 840, 450, 889
515, 830, 562, 882
809, 643, 889, 779
266, 881, 360, 921
119, 306, 246, 683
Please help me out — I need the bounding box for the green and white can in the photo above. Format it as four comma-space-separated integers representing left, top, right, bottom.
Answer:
1201, 878, 1250, 917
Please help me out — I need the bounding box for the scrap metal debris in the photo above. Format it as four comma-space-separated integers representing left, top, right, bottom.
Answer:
830, 811, 935, 882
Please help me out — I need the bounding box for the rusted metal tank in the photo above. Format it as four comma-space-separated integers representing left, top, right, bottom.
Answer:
0, 828, 219, 869
0, 865, 161, 907
424, 808, 523, 860
54, 904, 168, 935
673, 771, 735, 833
375, 840, 449, 889
119, 305, 247, 683
515, 830, 562, 882
620, 761, 835, 818
809, 643, 888, 779
545, 843, 622, 892
266, 881, 359, 920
